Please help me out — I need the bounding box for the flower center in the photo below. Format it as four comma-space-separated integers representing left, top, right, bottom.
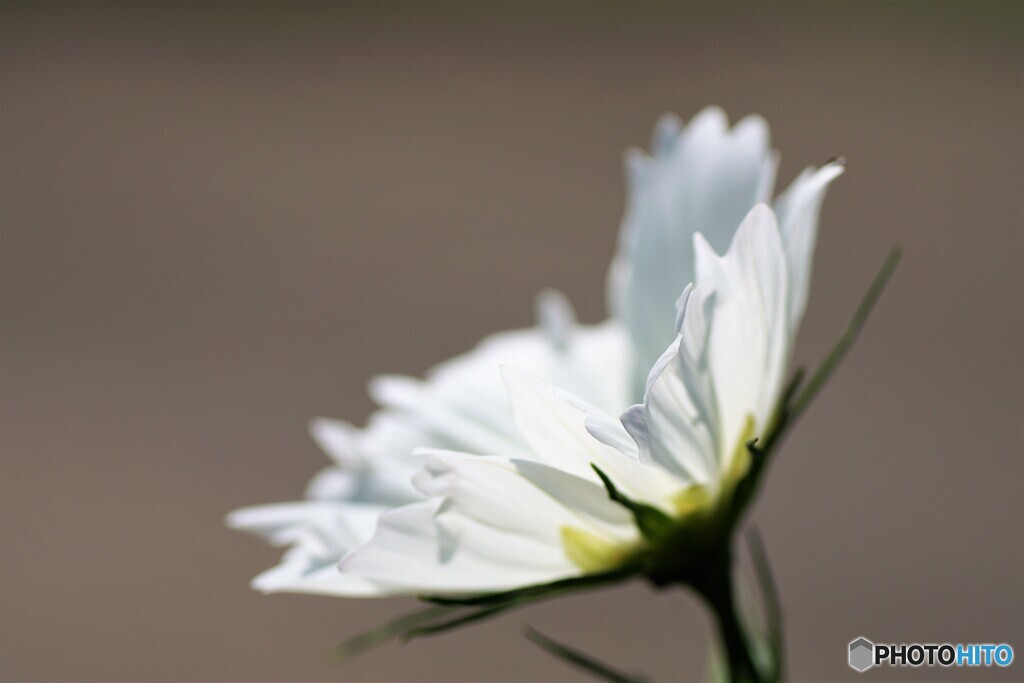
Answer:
560, 526, 628, 573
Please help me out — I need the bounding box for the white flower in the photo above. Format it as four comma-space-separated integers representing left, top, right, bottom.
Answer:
228, 107, 842, 598
611, 108, 842, 387
228, 308, 631, 596
340, 205, 799, 594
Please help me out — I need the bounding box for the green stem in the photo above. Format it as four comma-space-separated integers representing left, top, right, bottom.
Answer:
692, 551, 764, 683
747, 527, 783, 681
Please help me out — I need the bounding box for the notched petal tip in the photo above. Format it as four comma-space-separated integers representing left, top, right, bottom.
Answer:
367, 374, 422, 409
618, 404, 651, 451
745, 202, 778, 224
251, 570, 289, 595
535, 288, 576, 350
651, 113, 683, 154
689, 105, 729, 132
810, 159, 845, 187
308, 417, 364, 468
224, 504, 300, 535
223, 507, 250, 530
732, 113, 772, 146
410, 455, 459, 498
673, 283, 695, 334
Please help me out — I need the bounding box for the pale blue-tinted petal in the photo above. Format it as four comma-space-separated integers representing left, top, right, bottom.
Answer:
304, 466, 359, 502
620, 303, 720, 486
609, 107, 778, 390
535, 288, 577, 351
227, 501, 390, 596
310, 414, 425, 506
650, 112, 682, 155
249, 547, 385, 597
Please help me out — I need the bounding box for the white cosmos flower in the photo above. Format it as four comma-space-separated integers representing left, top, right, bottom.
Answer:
340, 205, 795, 594
611, 109, 842, 388
228, 107, 842, 597
228, 309, 632, 596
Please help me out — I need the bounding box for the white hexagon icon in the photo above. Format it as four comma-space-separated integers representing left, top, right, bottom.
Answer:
849, 637, 875, 672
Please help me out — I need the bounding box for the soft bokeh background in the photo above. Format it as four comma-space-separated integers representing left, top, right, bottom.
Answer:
2, 1, 1021, 680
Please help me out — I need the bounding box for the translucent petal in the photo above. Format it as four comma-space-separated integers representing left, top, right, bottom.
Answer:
773, 161, 844, 332
622, 205, 793, 489
342, 455, 637, 595
501, 366, 683, 507
609, 107, 779, 390
227, 502, 390, 596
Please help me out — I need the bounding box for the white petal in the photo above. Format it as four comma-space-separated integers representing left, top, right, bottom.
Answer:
773, 161, 845, 332
249, 549, 385, 597
341, 454, 638, 595
411, 453, 633, 543
694, 204, 790, 448
621, 204, 793, 488
371, 370, 523, 458
343, 500, 566, 595
535, 288, 577, 350
609, 107, 779, 389
363, 323, 633, 466
235, 316, 633, 599
228, 501, 382, 558
501, 366, 682, 506
308, 415, 422, 505
304, 466, 359, 501
619, 327, 719, 486
309, 418, 362, 469
366, 374, 423, 411
331, 413, 426, 505
650, 112, 682, 155
582, 409, 639, 461
227, 501, 391, 597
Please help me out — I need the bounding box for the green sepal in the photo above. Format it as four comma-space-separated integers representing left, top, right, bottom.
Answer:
403, 603, 518, 641
525, 627, 652, 683
405, 565, 646, 641
422, 563, 643, 607
328, 604, 455, 663
591, 463, 676, 541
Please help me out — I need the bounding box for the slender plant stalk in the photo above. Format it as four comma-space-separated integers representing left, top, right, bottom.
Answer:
693, 551, 764, 683
747, 527, 783, 681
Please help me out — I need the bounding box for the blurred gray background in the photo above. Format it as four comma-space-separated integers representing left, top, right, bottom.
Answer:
2, 1, 1021, 680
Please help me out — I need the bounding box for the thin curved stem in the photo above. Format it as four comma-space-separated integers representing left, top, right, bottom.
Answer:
692, 551, 765, 683
747, 527, 783, 681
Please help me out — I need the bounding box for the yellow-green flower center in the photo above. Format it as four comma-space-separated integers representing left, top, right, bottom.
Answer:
559, 526, 628, 573
561, 413, 760, 573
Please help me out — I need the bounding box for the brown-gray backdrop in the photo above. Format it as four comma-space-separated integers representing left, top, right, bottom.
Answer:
2, 2, 1021, 681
